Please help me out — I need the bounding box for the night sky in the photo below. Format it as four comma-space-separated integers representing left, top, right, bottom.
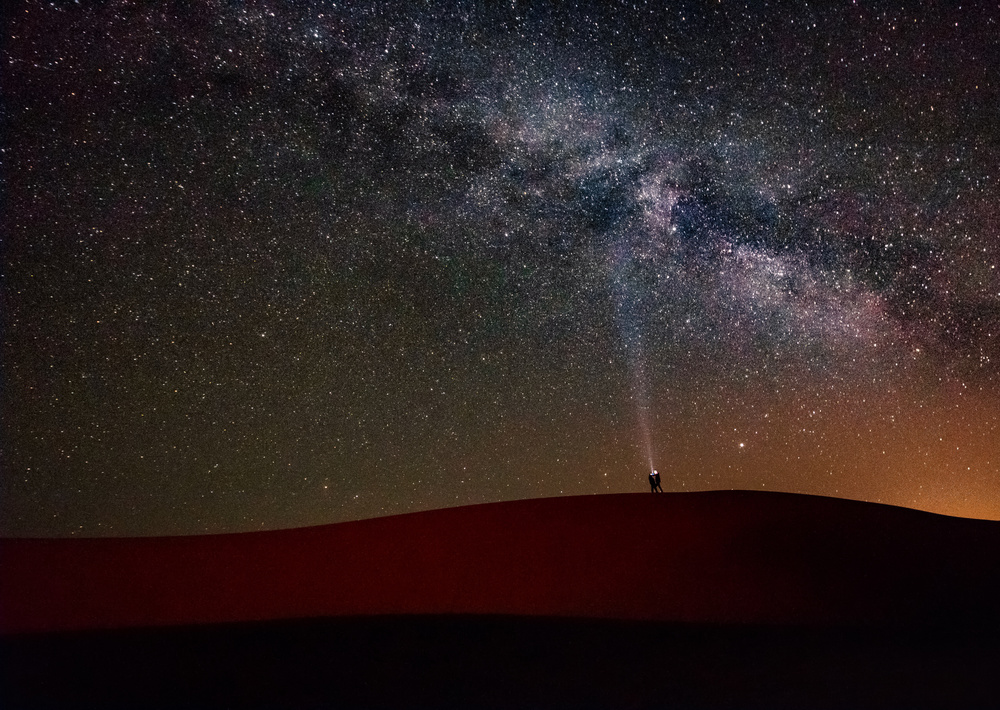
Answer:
4, 0, 1000, 536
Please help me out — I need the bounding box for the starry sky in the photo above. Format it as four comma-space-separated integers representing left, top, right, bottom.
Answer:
4, 0, 1000, 536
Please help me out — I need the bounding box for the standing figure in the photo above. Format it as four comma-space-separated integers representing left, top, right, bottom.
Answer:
651, 469, 663, 493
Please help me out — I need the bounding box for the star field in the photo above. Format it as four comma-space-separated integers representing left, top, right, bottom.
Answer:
4, 0, 1000, 535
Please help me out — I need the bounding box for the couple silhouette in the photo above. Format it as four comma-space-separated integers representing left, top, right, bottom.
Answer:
648, 469, 663, 493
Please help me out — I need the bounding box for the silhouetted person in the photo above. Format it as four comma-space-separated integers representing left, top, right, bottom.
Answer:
649, 470, 663, 493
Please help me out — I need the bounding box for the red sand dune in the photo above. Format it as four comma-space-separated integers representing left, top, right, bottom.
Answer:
3, 491, 999, 635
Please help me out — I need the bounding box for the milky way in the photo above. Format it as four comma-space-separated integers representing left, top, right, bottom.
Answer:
5, 1, 1000, 535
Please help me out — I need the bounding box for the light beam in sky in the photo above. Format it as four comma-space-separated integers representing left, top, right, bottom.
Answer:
630, 339, 656, 474
610, 227, 659, 478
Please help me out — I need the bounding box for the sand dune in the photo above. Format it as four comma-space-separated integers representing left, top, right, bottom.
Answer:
4, 490, 999, 634
5, 491, 1000, 708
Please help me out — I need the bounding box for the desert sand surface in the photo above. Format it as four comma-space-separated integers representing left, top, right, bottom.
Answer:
3, 491, 999, 708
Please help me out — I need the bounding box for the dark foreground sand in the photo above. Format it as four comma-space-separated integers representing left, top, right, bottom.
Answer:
3, 491, 999, 708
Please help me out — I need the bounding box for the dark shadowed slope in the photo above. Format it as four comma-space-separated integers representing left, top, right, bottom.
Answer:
3, 490, 1000, 634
